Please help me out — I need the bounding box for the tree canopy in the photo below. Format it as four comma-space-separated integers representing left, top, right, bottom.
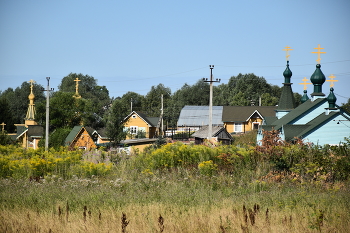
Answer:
0, 82, 45, 129
58, 73, 111, 125
0, 71, 321, 147
105, 98, 129, 146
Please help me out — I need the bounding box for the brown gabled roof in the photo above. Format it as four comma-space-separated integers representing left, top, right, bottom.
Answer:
222, 106, 277, 122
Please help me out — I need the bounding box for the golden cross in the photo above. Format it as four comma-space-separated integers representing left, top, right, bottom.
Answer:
0, 122, 5, 131
326, 74, 338, 87
74, 78, 81, 94
28, 79, 35, 92
282, 46, 293, 61
311, 44, 326, 64
299, 77, 312, 90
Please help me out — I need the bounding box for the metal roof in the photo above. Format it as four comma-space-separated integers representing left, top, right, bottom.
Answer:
177, 106, 223, 126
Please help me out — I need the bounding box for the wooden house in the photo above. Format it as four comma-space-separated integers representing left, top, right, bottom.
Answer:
177, 105, 276, 135
65, 126, 97, 150
123, 111, 160, 139
91, 128, 110, 145
222, 106, 276, 134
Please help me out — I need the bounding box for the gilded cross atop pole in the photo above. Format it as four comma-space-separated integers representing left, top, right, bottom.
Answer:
282, 46, 293, 61
73, 77, 81, 98
29, 79, 35, 93
311, 44, 326, 64
299, 77, 312, 90
326, 74, 338, 87
0, 122, 5, 131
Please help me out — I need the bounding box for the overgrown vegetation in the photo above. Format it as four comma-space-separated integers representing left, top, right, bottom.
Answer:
0, 136, 349, 232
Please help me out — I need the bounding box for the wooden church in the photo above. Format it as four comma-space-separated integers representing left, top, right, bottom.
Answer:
9, 80, 44, 149
257, 45, 350, 146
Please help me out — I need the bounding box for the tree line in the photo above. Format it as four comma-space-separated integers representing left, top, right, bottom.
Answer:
2, 72, 348, 147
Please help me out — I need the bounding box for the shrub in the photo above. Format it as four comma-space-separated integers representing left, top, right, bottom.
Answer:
198, 160, 217, 176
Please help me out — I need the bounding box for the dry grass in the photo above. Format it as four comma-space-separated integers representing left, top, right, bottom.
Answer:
1, 200, 348, 233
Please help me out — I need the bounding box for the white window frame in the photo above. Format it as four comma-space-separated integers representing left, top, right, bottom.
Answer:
252, 122, 260, 130
129, 126, 138, 134
234, 123, 242, 132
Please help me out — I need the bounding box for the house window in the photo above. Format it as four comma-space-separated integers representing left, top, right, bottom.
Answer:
130, 126, 138, 134
234, 123, 242, 132
253, 123, 260, 130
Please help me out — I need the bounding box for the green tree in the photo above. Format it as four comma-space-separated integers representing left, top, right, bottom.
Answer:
120, 91, 145, 113
0, 130, 13, 145
0, 82, 45, 127
341, 98, 350, 113
213, 83, 230, 106
142, 84, 171, 117
226, 73, 274, 106
230, 91, 250, 106
105, 99, 129, 146
36, 92, 94, 130
260, 93, 279, 106
58, 73, 111, 127
50, 127, 72, 149
293, 92, 302, 107
0, 96, 16, 132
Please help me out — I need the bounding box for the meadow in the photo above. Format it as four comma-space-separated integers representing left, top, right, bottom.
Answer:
0, 137, 349, 232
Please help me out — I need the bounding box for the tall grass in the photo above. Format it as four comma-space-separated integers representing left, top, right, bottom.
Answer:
0, 139, 349, 232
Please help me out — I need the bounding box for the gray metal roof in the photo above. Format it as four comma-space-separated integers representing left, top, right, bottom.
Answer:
177, 106, 223, 126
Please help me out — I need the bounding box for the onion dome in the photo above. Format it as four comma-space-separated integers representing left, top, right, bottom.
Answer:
310, 64, 326, 96
327, 88, 337, 109
300, 90, 309, 103
283, 61, 292, 84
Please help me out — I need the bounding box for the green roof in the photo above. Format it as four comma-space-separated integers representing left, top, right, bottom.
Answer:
282, 124, 310, 141
268, 98, 327, 131
64, 126, 84, 145
277, 85, 296, 110
264, 116, 278, 125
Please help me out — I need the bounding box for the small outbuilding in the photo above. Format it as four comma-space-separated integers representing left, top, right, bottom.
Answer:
192, 125, 233, 145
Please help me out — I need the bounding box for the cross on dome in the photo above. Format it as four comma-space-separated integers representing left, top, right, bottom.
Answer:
299, 77, 312, 90
282, 46, 293, 61
311, 44, 326, 64
28, 79, 35, 92
326, 74, 338, 87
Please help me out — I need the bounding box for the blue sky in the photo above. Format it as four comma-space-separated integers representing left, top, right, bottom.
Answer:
1, 0, 349, 104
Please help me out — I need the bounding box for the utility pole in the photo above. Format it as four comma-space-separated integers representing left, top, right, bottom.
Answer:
161, 94, 164, 136
130, 98, 133, 112
203, 65, 220, 140
44, 77, 54, 151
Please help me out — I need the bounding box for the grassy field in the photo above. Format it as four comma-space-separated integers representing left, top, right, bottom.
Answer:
0, 139, 350, 232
